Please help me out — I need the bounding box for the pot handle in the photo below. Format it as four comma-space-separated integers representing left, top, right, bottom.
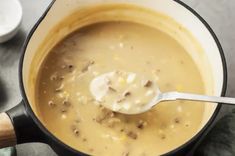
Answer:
0, 113, 16, 148
0, 101, 45, 148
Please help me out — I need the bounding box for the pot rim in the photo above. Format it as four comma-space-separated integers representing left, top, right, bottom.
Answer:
18, 0, 227, 155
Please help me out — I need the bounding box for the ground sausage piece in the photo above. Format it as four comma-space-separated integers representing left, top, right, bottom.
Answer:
127, 131, 138, 140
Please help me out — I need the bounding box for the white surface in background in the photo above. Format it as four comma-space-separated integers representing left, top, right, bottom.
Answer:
0, 0, 22, 42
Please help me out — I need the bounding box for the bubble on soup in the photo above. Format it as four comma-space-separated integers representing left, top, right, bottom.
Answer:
177, 106, 183, 112
48, 100, 56, 107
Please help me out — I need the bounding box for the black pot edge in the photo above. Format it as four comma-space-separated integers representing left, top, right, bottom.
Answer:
18, 0, 88, 156
17, 0, 227, 156
7, 101, 46, 144
163, 0, 227, 155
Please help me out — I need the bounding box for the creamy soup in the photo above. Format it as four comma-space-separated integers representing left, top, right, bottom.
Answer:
36, 21, 205, 156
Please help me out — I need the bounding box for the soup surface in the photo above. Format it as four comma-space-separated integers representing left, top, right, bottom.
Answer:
36, 21, 205, 156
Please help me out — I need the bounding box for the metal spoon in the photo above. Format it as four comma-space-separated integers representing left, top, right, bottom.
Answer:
90, 72, 235, 115
145, 90, 235, 114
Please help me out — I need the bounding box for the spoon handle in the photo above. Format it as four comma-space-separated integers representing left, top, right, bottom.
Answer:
162, 92, 235, 105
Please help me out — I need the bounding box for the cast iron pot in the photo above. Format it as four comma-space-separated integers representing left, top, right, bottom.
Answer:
0, 0, 227, 155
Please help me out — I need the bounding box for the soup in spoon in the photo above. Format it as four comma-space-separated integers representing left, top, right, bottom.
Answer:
90, 71, 159, 114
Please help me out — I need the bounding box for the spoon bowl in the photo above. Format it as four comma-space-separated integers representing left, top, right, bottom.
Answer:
90, 71, 159, 114
0, 0, 22, 43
